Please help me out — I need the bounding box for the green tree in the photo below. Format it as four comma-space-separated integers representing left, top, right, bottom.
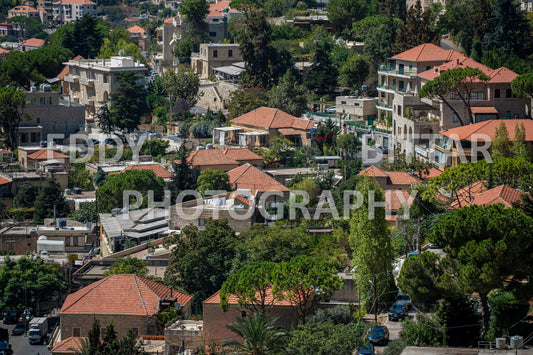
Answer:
401, 314, 446, 346
511, 73, 533, 98
363, 19, 396, 66
68, 163, 95, 191
220, 261, 278, 314
80, 319, 146, 354
98, 28, 143, 61
513, 123, 531, 161
327, 0, 368, 35
435, 296, 481, 347
96, 170, 165, 213
196, 168, 232, 196
419, 67, 491, 126
170, 144, 196, 199
431, 204, 533, 331
350, 177, 396, 321
71, 202, 98, 223
289, 321, 365, 355
0, 87, 26, 150
13, 182, 37, 208
104, 256, 149, 277
163, 68, 200, 118
339, 52, 369, 92
227, 89, 268, 119
492, 120, 512, 159
223, 313, 289, 355
108, 71, 148, 134
0, 256, 67, 313
34, 177, 68, 223
7, 16, 46, 38
488, 290, 529, 338
395, 0, 439, 53
175, 0, 209, 62
140, 139, 169, 157
267, 70, 307, 117
304, 47, 338, 97
165, 219, 241, 309
273, 255, 343, 324
59, 15, 109, 58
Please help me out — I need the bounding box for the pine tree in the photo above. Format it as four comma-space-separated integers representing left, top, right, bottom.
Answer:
395, 0, 439, 53
512, 123, 531, 161
13, 182, 37, 208
491, 121, 512, 160
171, 144, 196, 199
33, 177, 68, 223
267, 70, 307, 116
304, 47, 338, 97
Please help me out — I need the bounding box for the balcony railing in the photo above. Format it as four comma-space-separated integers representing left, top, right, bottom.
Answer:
376, 102, 393, 111
378, 65, 417, 76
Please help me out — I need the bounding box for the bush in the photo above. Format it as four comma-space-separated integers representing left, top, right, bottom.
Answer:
313, 305, 353, 324
401, 314, 446, 346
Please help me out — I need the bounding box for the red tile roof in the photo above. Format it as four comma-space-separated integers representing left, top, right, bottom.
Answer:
450, 180, 489, 208
231, 107, 316, 130
385, 189, 414, 211
470, 107, 498, 114
61, 274, 192, 316
57, 55, 84, 79
421, 167, 443, 180
418, 56, 518, 83
51, 337, 85, 354
450, 183, 523, 209
27, 149, 70, 160
207, 11, 224, 17
9, 5, 38, 12
0, 176, 11, 185
163, 17, 174, 24
127, 25, 146, 34
359, 165, 421, 185
122, 163, 172, 179
221, 148, 263, 163
391, 43, 464, 62
0, 48, 9, 54
204, 289, 293, 306
54, 0, 95, 4
19, 38, 45, 48
186, 149, 239, 168
227, 163, 289, 192
209, 0, 231, 11
440, 119, 533, 142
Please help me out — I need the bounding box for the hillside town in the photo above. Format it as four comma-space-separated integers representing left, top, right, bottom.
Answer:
0, 0, 532, 353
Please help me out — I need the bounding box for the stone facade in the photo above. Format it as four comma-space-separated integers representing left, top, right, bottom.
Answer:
335, 96, 377, 120
60, 313, 155, 339
191, 43, 241, 79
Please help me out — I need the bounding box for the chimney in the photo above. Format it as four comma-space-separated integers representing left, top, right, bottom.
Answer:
456, 58, 459, 65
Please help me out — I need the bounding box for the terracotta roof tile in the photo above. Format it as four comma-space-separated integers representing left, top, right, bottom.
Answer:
227, 164, 289, 192
186, 149, 240, 168
360, 165, 389, 178
122, 163, 172, 179
208, 0, 231, 12
231, 107, 316, 130
163, 17, 174, 23
204, 289, 293, 306
450, 180, 489, 208
54, 0, 95, 4
0, 48, 9, 54
19, 38, 45, 47
440, 119, 533, 142
61, 274, 192, 316
51, 337, 85, 354
27, 149, 70, 160
391, 43, 463, 62
221, 148, 263, 163
385, 189, 415, 211
0, 176, 12, 185
387, 171, 421, 185
421, 167, 443, 180
127, 25, 146, 34
451, 184, 524, 209
207, 11, 224, 17
9, 5, 38, 12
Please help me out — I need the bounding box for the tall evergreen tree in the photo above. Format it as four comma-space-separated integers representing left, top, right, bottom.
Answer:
108, 71, 148, 134
512, 123, 531, 161
304, 47, 338, 97
0, 87, 26, 150
171, 144, 196, 199
492, 121, 512, 159
267, 70, 307, 116
395, 0, 439, 53
33, 177, 68, 223
13, 182, 38, 208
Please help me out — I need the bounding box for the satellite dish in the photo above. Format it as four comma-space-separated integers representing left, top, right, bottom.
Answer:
118, 49, 125, 56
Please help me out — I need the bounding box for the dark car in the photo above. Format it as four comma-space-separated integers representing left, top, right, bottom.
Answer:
1, 312, 17, 325
396, 292, 412, 311
358, 343, 375, 355
376, 146, 389, 154
0, 341, 12, 355
389, 302, 408, 321
367, 326, 389, 345
11, 322, 26, 336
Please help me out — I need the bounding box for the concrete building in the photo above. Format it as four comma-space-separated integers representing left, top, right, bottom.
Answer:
21, 86, 85, 145
7, 5, 40, 20
191, 43, 241, 79
18, 38, 45, 51
127, 25, 148, 51
52, 0, 97, 23
61, 56, 147, 122
165, 320, 204, 354
60, 274, 193, 339
335, 96, 378, 120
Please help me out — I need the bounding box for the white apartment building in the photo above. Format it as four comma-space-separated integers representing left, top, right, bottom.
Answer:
61, 56, 147, 122
52, 0, 97, 23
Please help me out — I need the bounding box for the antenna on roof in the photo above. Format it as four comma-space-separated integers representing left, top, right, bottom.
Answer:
118, 49, 125, 56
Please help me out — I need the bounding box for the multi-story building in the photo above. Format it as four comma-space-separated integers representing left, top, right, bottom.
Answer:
18, 37, 45, 51
191, 43, 241, 79
61, 56, 147, 122
377, 43, 530, 162
335, 96, 377, 120
52, 0, 97, 23
8, 5, 40, 20
38, 0, 54, 23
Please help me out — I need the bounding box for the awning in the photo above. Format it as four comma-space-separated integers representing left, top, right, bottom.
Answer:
214, 127, 242, 131
471, 107, 498, 114
213, 65, 244, 76
240, 131, 268, 136
307, 127, 317, 134
278, 128, 302, 136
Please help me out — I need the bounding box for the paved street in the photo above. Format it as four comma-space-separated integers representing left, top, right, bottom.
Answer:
2, 323, 50, 355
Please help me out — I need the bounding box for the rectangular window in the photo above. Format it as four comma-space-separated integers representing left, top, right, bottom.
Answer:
209, 32, 216, 37
228, 50, 233, 57
73, 328, 81, 337
73, 237, 78, 246
453, 113, 459, 123
495, 89, 500, 98
199, 218, 205, 226
65, 237, 70, 246
341, 101, 346, 104
103, 75, 108, 83
471, 91, 484, 101
213, 50, 218, 58
506, 89, 512, 98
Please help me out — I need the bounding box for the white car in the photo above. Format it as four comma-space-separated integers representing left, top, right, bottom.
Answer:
325, 106, 336, 114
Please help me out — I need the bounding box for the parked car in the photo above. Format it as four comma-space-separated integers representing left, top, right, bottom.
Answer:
357, 343, 375, 355
325, 106, 336, 114
2, 312, 17, 325
389, 302, 408, 321
407, 251, 420, 258
11, 322, 26, 336
367, 326, 389, 345
0, 341, 12, 355
169, 133, 183, 139
396, 292, 412, 311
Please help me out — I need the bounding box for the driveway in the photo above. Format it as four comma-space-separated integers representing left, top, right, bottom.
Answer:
2, 323, 50, 355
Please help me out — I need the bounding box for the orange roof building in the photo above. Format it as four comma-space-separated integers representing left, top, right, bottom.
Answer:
27, 149, 70, 160
122, 163, 173, 181
391, 43, 464, 62
51, 337, 85, 355
227, 163, 290, 193
221, 148, 264, 167
186, 148, 240, 172
18, 38, 45, 50
359, 165, 421, 190
450, 183, 524, 209
440, 119, 533, 142
127, 25, 146, 35
60, 274, 193, 339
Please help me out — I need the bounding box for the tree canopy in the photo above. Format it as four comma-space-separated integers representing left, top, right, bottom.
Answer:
34, 177, 69, 223
107, 71, 149, 133
104, 256, 149, 277
196, 168, 232, 196
0, 86, 26, 150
